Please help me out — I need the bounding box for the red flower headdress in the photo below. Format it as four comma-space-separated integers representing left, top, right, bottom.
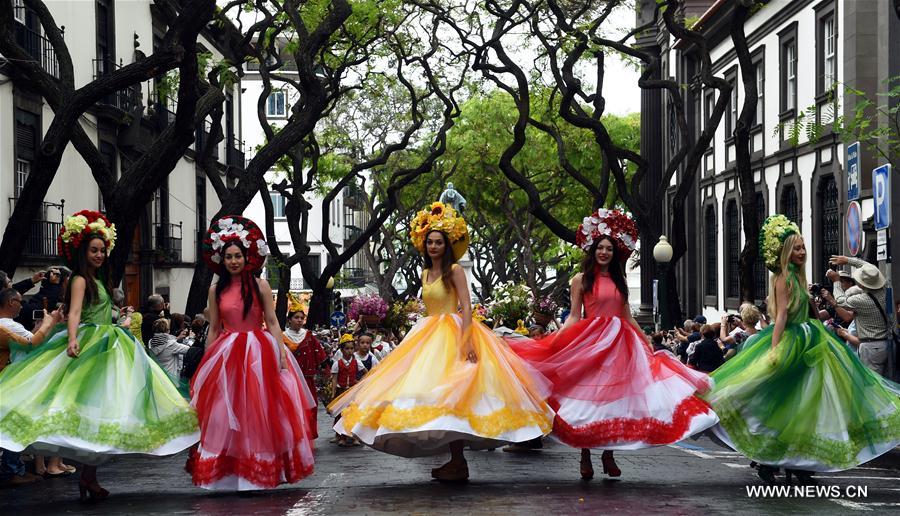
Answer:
58, 210, 117, 263
575, 208, 639, 261
202, 215, 269, 275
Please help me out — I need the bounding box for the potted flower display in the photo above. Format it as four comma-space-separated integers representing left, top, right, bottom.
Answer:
347, 294, 389, 327
487, 282, 532, 328
531, 295, 558, 327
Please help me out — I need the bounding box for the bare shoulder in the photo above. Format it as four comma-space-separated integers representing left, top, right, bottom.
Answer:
69, 275, 86, 288
208, 282, 218, 295
451, 263, 465, 276
571, 273, 583, 288
256, 276, 273, 292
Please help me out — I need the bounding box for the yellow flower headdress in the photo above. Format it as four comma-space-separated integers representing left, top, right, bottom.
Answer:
760, 214, 800, 273
287, 292, 306, 314
339, 333, 355, 345
409, 202, 469, 261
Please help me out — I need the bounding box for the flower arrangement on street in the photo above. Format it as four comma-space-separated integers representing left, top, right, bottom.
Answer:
531, 295, 558, 317
384, 299, 425, 332
472, 303, 488, 323
487, 282, 532, 326
348, 293, 389, 322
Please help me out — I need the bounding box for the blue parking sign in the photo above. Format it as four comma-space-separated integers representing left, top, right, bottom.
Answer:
874, 164, 891, 230
847, 142, 860, 201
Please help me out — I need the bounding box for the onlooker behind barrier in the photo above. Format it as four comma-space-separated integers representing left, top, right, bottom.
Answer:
821, 255, 893, 379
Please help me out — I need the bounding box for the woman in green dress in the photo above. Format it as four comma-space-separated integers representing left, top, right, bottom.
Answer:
702, 215, 900, 485
0, 210, 198, 500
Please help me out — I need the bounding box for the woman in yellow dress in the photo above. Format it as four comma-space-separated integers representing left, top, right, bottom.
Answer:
328, 202, 554, 482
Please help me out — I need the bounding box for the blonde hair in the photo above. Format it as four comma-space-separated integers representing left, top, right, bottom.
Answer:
153, 318, 170, 334
768, 233, 807, 319
739, 303, 762, 326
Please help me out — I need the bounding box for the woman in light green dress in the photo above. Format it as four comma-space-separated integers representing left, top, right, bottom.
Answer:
0, 210, 198, 500
702, 215, 900, 485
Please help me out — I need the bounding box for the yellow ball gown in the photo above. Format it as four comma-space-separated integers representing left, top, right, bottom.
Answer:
329, 266, 554, 457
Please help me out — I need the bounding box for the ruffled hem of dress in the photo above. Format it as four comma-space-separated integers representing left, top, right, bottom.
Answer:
552, 396, 716, 449
186, 446, 314, 490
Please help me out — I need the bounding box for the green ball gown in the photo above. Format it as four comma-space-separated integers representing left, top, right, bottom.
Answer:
0, 279, 198, 464
702, 264, 900, 472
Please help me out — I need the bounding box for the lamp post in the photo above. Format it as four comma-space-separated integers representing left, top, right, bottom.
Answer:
653, 235, 674, 330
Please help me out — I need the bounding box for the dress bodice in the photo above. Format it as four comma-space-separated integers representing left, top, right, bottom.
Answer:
217, 281, 264, 332
783, 265, 813, 325
422, 267, 458, 316
582, 272, 625, 319
81, 279, 112, 325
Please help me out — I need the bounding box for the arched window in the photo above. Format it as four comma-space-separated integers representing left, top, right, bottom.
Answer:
705, 206, 718, 297
818, 176, 840, 278
754, 192, 768, 301
780, 185, 798, 224
726, 200, 740, 298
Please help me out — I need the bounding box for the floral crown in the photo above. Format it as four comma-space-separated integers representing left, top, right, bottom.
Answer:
575, 208, 639, 260
410, 202, 469, 261
760, 214, 800, 273
339, 333, 355, 345
202, 215, 269, 275
58, 210, 117, 262
287, 292, 306, 314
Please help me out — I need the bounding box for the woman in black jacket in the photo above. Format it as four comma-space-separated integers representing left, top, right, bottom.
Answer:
689, 324, 724, 373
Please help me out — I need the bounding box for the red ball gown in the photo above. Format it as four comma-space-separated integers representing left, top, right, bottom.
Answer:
187, 283, 316, 490
508, 272, 717, 449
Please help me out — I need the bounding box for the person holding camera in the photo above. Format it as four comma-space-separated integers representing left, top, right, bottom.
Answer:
820, 255, 893, 379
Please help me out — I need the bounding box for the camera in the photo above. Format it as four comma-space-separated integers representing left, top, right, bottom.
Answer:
32, 309, 44, 321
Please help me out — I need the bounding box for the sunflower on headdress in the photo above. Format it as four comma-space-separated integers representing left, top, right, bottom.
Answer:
409, 202, 469, 261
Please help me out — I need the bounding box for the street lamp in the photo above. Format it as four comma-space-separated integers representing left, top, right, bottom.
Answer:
653, 235, 674, 330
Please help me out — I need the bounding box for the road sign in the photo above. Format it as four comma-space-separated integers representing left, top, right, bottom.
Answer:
877, 230, 888, 261
847, 141, 860, 201
330, 311, 346, 327
874, 164, 891, 230
846, 201, 863, 256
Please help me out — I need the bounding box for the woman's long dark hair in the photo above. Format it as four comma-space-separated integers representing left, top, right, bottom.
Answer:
581, 235, 629, 302
64, 234, 114, 312
422, 230, 456, 291
215, 242, 263, 317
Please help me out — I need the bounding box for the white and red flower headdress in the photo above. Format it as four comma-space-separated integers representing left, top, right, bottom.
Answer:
58, 210, 117, 263
575, 208, 639, 261
202, 215, 269, 275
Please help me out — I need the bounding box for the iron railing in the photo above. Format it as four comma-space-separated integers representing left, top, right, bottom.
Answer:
92, 58, 141, 112
14, 14, 59, 78
343, 183, 366, 210
343, 267, 366, 288
8, 199, 66, 258
344, 224, 362, 243
227, 137, 245, 167
153, 222, 182, 263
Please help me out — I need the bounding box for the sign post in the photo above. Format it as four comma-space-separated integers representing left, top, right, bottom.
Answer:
874, 164, 892, 231
846, 201, 862, 256
847, 142, 860, 201
330, 311, 346, 328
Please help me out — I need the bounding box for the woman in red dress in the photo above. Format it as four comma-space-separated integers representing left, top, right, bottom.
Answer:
187, 216, 316, 490
508, 209, 717, 479
283, 306, 327, 437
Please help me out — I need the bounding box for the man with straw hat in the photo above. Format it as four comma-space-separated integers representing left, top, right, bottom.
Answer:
825, 255, 893, 378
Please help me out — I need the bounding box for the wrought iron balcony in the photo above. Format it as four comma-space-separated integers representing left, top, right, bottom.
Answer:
343, 183, 366, 210
14, 14, 59, 78
227, 137, 245, 168
92, 58, 141, 113
343, 267, 366, 288
344, 224, 362, 244
8, 199, 65, 258
153, 222, 182, 263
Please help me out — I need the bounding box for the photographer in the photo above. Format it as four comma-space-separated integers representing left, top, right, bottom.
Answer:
820, 255, 892, 378
16, 267, 69, 331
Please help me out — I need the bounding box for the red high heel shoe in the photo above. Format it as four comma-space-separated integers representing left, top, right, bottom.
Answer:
580, 456, 594, 480
78, 479, 110, 502
601, 451, 621, 477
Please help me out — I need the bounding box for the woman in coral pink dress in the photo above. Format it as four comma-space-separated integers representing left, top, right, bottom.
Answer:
508, 209, 717, 479
186, 216, 316, 490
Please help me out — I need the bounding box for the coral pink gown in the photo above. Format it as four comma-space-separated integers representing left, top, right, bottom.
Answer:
508, 272, 717, 449
187, 283, 316, 490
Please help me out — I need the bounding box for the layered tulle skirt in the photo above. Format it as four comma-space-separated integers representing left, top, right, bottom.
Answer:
186, 329, 316, 490
702, 319, 900, 472
0, 324, 199, 465
328, 314, 554, 457
507, 316, 717, 449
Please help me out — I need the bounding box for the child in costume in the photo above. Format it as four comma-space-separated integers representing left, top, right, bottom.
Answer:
702, 215, 900, 485
283, 302, 327, 437
0, 210, 198, 500
330, 335, 358, 446
353, 332, 380, 382
507, 209, 717, 479
328, 202, 554, 482
187, 216, 316, 490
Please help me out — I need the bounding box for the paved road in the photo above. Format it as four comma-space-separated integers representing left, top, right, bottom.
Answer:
3, 408, 899, 514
